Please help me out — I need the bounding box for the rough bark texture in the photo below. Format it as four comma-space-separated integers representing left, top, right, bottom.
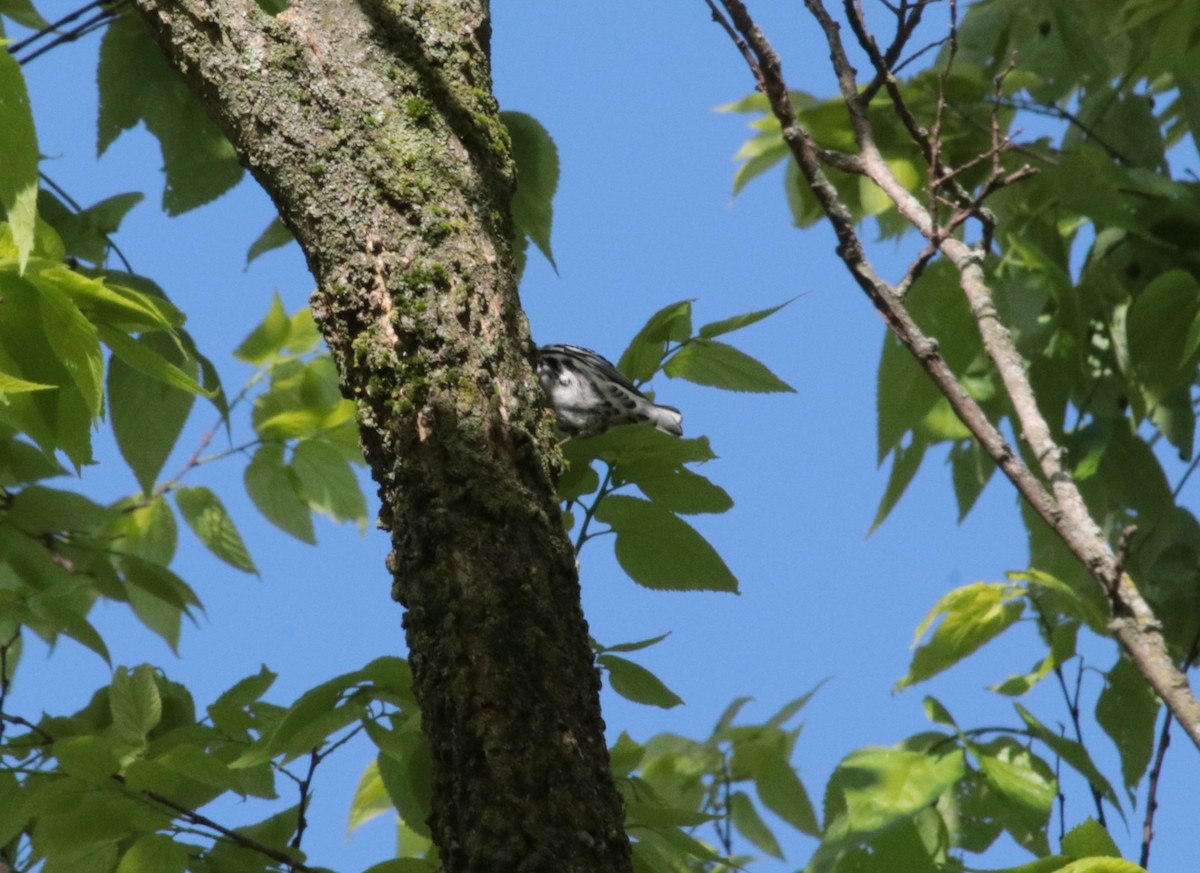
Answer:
127, 1, 633, 871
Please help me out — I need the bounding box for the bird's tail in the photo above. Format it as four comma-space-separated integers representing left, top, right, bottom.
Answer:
649, 404, 684, 437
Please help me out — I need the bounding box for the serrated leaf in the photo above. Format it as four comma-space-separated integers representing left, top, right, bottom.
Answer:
1127, 270, 1200, 404
0, 49, 39, 270
115, 834, 188, 873
664, 338, 794, 393
111, 664, 163, 741
11, 485, 114, 534
98, 14, 243, 213
54, 735, 120, 783
877, 332, 940, 464
235, 291, 291, 363
698, 299, 794, 339
30, 592, 110, 663
599, 654, 683, 709
37, 281, 104, 417
595, 494, 737, 592
974, 738, 1056, 816
870, 436, 927, 534
348, 759, 392, 834
0, 771, 28, 847
898, 581, 1024, 689
729, 790, 783, 858
0, 369, 55, 393
290, 438, 368, 530
38, 190, 143, 267
1062, 818, 1120, 859
375, 731, 433, 839
1096, 655, 1158, 792
501, 111, 558, 272
618, 301, 693, 382
246, 215, 294, 265
623, 465, 733, 515
0, 0, 48, 28
1016, 704, 1121, 815
831, 747, 965, 835
244, 442, 316, 543
175, 485, 258, 574
108, 333, 197, 493
753, 749, 819, 836
98, 325, 210, 397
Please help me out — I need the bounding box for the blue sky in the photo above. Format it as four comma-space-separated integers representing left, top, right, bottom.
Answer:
9, 1, 1199, 870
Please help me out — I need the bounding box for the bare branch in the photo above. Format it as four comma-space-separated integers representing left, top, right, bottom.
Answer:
707, 0, 1200, 751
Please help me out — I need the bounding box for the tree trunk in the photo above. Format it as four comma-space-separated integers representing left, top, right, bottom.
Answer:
127, 2, 632, 871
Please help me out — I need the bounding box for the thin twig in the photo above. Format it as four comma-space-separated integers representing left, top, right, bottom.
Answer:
704, 0, 764, 91
114, 774, 316, 872
38, 173, 135, 273
1140, 707, 1171, 868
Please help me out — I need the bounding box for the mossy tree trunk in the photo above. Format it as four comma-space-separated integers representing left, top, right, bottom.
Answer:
128, 1, 632, 871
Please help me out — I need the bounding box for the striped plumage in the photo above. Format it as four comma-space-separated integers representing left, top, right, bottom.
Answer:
536, 344, 683, 438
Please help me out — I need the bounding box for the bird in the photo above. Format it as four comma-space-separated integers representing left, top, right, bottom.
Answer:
536, 343, 683, 438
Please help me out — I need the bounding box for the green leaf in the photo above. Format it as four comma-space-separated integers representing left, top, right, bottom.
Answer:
698, 299, 794, 339
729, 790, 783, 858
98, 325, 210, 397
870, 436, 927, 534
362, 860, 437, 873
54, 735, 121, 783
348, 759, 392, 834
898, 581, 1024, 689
0, 0, 49, 28
974, 737, 1056, 820
175, 485, 258, 574
11, 485, 114, 535
618, 301, 693, 382
235, 291, 292, 363
877, 332, 940, 464
623, 465, 733, 515
30, 592, 111, 664
108, 333, 197, 494
599, 654, 683, 709
244, 442, 317, 543
949, 439, 995, 521
1053, 860, 1146, 873
374, 727, 433, 839
1127, 270, 1200, 404
0, 771, 29, 847
37, 281, 104, 418
111, 664, 163, 741
664, 338, 794, 393
749, 743, 819, 836
1016, 704, 1121, 815
1062, 818, 1120, 859
115, 834, 188, 873
109, 496, 178, 565
827, 746, 965, 837
595, 632, 670, 654
0, 369, 55, 393
38, 190, 143, 267
501, 111, 558, 271
595, 495, 738, 592
97, 13, 243, 213
246, 215, 294, 265
0, 49, 39, 270
289, 438, 368, 530
1095, 655, 1159, 792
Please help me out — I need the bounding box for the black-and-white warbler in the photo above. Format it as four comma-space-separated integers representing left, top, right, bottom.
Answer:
537, 344, 683, 438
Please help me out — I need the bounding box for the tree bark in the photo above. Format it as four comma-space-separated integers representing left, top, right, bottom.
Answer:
127, 1, 632, 871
